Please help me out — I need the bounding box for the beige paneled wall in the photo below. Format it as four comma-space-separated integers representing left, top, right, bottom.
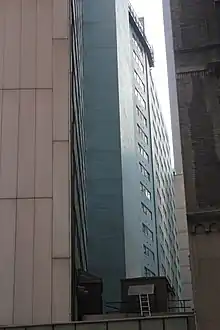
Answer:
0, 0, 70, 325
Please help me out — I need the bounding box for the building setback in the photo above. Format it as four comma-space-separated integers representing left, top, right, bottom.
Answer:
83, 0, 181, 304
168, 0, 220, 328
0, 0, 87, 325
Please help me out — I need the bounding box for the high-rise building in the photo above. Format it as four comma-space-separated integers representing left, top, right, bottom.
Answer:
149, 72, 181, 298
167, 0, 220, 328
83, 0, 180, 304
0, 0, 87, 325
162, 0, 193, 304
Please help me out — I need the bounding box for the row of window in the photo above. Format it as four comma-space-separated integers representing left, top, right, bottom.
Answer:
141, 202, 152, 219
152, 121, 170, 164
134, 70, 145, 91
158, 207, 163, 220
151, 86, 163, 124
152, 101, 168, 144
161, 264, 166, 276
156, 155, 170, 178
165, 239, 169, 252
144, 267, 155, 278
139, 162, 150, 181
138, 144, 149, 162
156, 180, 172, 205
135, 88, 146, 109
137, 124, 148, 145
159, 226, 164, 241
151, 86, 159, 110
153, 134, 169, 166
132, 33, 144, 58
161, 244, 165, 258
155, 154, 170, 179
137, 106, 147, 127
159, 228, 178, 266
143, 244, 155, 260
156, 169, 174, 201
152, 137, 170, 175
133, 50, 144, 73
142, 223, 153, 241
157, 188, 162, 204
140, 182, 151, 200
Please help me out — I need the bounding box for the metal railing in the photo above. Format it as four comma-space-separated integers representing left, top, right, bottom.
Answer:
0, 314, 196, 330
105, 299, 193, 315
168, 299, 193, 313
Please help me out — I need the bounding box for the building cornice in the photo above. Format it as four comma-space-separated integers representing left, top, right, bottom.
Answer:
187, 210, 220, 235
176, 61, 220, 78
128, 3, 154, 67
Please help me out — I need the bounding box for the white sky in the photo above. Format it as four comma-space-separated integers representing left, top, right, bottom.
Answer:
130, 0, 172, 149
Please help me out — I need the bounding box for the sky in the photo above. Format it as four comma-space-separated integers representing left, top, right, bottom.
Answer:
130, 0, 172, 149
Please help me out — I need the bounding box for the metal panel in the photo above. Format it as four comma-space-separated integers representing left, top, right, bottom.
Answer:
76, 323, 106, 330
128, 284, 154, 295
108, 320, 139, 330
165, 318, 188, 330
141, 319, 163, 330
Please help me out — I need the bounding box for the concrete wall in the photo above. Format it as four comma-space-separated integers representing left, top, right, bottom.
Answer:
175, 70, 220, 329
169, 0, 220, 328
0, 0, 70, 325
162, 0, 193, 303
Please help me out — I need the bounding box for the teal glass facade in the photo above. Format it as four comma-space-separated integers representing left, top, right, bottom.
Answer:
83, 0, 181, 304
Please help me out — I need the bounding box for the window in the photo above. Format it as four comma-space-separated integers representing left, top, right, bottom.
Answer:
150, 249, 155, 260
161, 244, 165, 258
135, 89, 146, 109
144, 267, 155, 278
165, 240, 169, 252
133, 50, 144, 73
163, 205, 167, 218
141, 203, 152, 220
138, 144, 149, 162
159, 226, 164, 241
172, 269, 175, 281
140, 182, 151, 200
142, 222, 147, 233
161, 264, 166, 275
167, 259, 171, 272
171, 252, 175, 266
137, 106, 147, 127
158, 207, 162, 220
168, 219, 172, 232
137, 125, 148, 144
143, 245, 155, 260
157, 188, 162, 204
142, 223, 153, 241
132, 34, 144, 58
134, 70, 145, 91
139, 163, 150, 181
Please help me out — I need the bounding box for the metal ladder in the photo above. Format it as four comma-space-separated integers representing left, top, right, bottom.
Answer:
139, 294, 151, 316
